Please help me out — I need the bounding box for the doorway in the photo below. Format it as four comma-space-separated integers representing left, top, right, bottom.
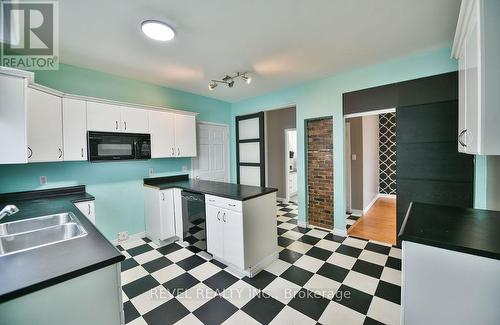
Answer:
344, 110, 396, 244
285, 129, 297, 202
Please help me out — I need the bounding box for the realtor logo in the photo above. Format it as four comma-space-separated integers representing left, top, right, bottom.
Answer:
1, 0, 59, 70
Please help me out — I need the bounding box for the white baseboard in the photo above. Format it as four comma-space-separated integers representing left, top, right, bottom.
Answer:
276, 197, 287, 202
349, 209, 363, 217
297, 220, 307, 228
363, 195, 379, 214
111, 231, 146, 246
333, 227, 347, 237
378, 193, 396, 199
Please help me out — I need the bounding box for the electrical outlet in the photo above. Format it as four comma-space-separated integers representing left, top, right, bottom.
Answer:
148, 168, 154, 176
117, 231, 129, 242
39, 176, 48, 185
351, 154, 357, 161
182, 165, 188, 171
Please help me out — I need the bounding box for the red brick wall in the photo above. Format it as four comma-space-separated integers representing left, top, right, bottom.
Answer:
307, 117, 333, 229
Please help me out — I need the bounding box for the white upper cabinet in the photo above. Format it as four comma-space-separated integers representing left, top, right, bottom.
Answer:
120, 106, 149, 133
452, 0, 500, 155
87, 101, 149, 133
27, 88, 63, 162
87, 102, 121, 132
149, 110, 175, 158
174, 114, 197, 157
63, 98, 87, 161
0, 74, 27, 164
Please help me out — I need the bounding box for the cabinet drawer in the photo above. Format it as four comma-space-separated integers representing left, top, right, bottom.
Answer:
205, 195, 242, 212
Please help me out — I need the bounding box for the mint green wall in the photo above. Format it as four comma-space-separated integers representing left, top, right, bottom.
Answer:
0, 64, 231, 240
231, 47, 459, 233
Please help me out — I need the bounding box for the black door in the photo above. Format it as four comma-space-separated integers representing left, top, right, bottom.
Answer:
235, 112, 265, 186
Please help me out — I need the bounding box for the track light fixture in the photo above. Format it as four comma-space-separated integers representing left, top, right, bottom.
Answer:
208, 72, 251, 91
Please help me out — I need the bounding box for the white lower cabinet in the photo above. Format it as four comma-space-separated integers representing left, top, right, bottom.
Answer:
206, 204, 244, 270
144, 187, 180, 243
74, 200, 96, 224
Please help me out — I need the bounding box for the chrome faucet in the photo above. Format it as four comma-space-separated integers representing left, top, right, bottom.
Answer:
0, 205, 19, 221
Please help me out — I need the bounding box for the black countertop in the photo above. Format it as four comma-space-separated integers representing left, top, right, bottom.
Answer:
0, 186, 124, 303
143, 174, 278, 201
399, 202, 500, 261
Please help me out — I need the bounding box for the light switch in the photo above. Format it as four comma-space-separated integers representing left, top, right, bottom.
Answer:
40, 176, 48, 185
351, 154, 357, 161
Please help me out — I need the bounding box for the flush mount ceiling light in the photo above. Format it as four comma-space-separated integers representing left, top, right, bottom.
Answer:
141, 20, 175, 41
208, 72, 251, 91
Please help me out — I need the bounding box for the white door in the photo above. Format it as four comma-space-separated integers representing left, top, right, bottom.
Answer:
75, 200, 95, 224
236, 112, 265, 186
149, 110, 175, 158
27, 88, 63, 162
174, 114, 197, 157
160, 189, 176, 240
120, 106, 149, 133
87, 102, 121, 132
193, 123, 229, 182
63, 98, 87, 161
221, 209, 244, 269
205, 204, 224, 258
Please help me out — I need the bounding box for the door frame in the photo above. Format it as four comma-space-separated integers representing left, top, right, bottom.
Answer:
235, 112, 266, 186
191, 121, 230, 182
345, 122, 352, 213
284, 128, 296, 202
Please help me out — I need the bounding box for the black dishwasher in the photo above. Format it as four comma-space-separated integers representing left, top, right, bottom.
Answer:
181, 190, 207, 251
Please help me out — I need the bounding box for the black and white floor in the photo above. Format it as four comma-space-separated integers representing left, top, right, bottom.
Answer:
117, 201, 401, 325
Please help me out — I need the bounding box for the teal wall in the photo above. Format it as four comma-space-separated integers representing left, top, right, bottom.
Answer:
0, 64, 231, 240
231, 47, 460, 233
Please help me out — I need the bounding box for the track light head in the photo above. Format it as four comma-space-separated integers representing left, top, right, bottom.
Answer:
228, 80, 235, 88
208, 81, 218, 90
242, 74, 251, 84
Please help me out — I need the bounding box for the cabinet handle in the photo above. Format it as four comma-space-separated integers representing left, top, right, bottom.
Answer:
171, 148, 174, 156
217, 211, 221, 221
162, 193, 165, 201
27, 147, 33, 158
177, 148, 180, 156
222, 213, 226, 223
58, 148, 63, 158
88, 203, 91, 215
124, 121, 127, 131
458, 129, 467, 147
208, 199, 215, 202
115, 121, 119, 130
81, 148, 84, 158
228, 204, 236, 207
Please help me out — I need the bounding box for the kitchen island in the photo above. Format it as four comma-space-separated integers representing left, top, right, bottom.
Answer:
399, 202, 500, 325
144, 175, 278, 277
0, 186, 124, 325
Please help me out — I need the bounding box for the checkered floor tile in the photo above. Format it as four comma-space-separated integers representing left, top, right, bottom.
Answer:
117, 201, 401, 325
346, 214, 361, 230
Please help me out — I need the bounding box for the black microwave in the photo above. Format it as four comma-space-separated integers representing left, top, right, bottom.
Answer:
88, 131, 151, 161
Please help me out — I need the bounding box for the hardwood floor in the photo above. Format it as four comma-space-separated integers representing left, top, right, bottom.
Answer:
348, 197, 397, 245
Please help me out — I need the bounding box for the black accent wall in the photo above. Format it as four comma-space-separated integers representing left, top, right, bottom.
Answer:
344, 72, 474, 246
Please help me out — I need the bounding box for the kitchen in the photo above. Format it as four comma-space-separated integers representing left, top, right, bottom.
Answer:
1, 1, 500, 325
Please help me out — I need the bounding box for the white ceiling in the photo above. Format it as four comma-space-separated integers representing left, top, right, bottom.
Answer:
58, 0, 461, 102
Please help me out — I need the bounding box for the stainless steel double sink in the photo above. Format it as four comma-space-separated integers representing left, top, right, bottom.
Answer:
0, 212, 87, 257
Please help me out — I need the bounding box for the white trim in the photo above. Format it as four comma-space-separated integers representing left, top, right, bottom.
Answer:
297, 220, 307, 228
363, 195, 379, 214
350, 209, 363, 217
378, 193, 396, 199
28, 83, 64, 97
111, 231, 146, 246
333, 227, 348, 237
0, 66, 35, 82
284, 128, 296, 202
451, 0, 476, 58
345, 122, 352, 213
276, 196, 287, 202
344, 107, 396, 119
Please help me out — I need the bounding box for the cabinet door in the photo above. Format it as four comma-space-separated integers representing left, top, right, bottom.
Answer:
160, 189, 176, 240
87, 102, 121, 132
63, 98, 87, 161
27, 88, 63, 162
205, 204, 224, 258
174, 114, 197, 157
149, 110, 175, 158
75, 200, 96, 224
458, 55, 467, 153
221, 209, 244, 269
464, 3, 480, 154
120, 106, 149, 133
